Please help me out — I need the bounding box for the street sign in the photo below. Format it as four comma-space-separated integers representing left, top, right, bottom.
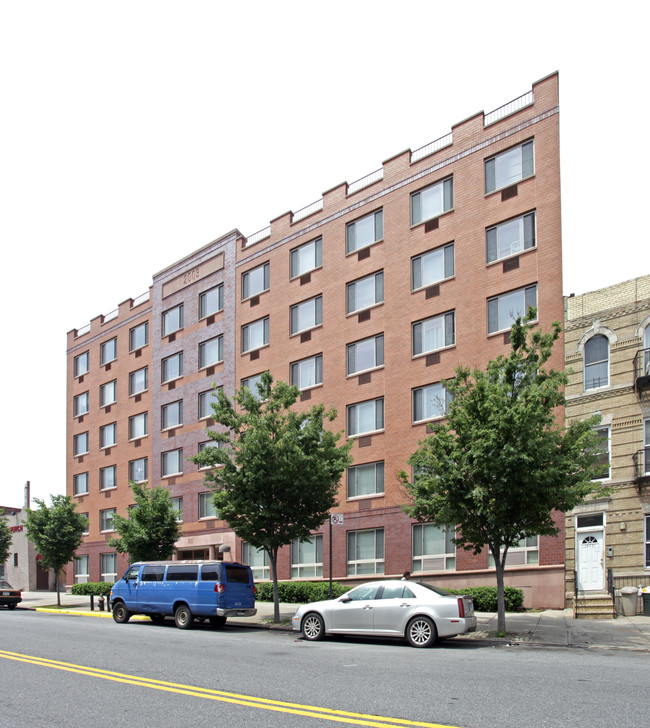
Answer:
330, 514, 344, 525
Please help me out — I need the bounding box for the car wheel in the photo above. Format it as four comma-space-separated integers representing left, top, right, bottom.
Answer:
406, 616, 437, 648
149, 614, 165, 623
112, 603, 131, 624
8, 604, 16, 610
209, 616, 227, 628
174, 604, 194, 630
301, 612, 325, 641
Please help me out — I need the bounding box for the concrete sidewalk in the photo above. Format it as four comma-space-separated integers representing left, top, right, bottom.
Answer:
17, 591, 650, 652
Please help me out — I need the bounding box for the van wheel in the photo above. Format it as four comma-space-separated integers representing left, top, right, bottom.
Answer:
112, 603, 131, 624
149, 614, 165, 623
209, 616, 227, 628
174, 604, 193, 629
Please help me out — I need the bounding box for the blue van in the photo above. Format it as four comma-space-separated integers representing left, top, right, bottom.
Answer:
110, 560, 256, 629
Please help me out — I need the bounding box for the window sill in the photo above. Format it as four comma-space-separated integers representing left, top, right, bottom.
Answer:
484, 173, 535, 198
346, 302, 384, 319
346, 365, 384, 379
199, 361, 223, 372
411, 344, 455, 361
348, 428, 385, 440
348, 492, 385, 502
242, 289, 270, 303
290, 324, 323, 339
129, 390, 149, 398
242, 343, 270, 356
486, 246, 536, 268
161, 426, 182, 433
345, 238, 383, 258
289, 265, 322, 282
199, 310, 224, 322
128, 435, 148, 442
99, 486, 117, 493
162, 329, 184, 339
162, 472, 182, 479
412, 416, 446, 426
74, 492, 89, 498
297, 382, 323, 393
410, 208, 454, 231
412, 275, 454, 294
162, 375, 183, 386
487, 320, 537, 338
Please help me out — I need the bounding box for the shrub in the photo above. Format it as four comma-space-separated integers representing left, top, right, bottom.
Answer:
255, 581, 349, 603
70, 582, 113, 597
444, 586, 524, 612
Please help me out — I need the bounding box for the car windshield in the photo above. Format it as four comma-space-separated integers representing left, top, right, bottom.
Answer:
416, 582, 453, 597
0, 580, 13, 589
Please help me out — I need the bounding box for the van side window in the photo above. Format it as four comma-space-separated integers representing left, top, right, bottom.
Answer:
166, 565, 198, 581
126, 566, 140, 580
224, 564, 251, 584
141, 566, 165, 582
200, 566, 221, 581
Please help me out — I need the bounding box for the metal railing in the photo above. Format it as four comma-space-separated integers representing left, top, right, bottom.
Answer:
103, 308, 118, 323
633, 448, 650, 480
608, 569, 650, 613
292, 198, 323, 223
245, 226, 271, 247
634, 348, 650, 389
484, 91, 534, 126
348, 168, 384, 194
411, 133, 453, 163
132, 290, 150, 307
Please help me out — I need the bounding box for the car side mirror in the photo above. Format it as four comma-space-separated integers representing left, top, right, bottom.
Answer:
339, 595, 352, 603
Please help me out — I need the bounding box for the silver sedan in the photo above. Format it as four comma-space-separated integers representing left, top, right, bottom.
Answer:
292, 580, 476, 648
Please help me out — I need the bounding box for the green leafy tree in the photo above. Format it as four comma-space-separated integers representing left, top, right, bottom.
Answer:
24, 495, 87, 606
192, 372, 353, 622
0, 515, 12, 568
400, 311, 608, 634
109, 482, 180, 562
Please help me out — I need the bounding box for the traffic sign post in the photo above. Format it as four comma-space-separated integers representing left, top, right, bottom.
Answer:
329, 514, 343, 598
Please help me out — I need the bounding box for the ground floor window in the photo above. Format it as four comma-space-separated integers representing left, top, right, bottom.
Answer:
645, 515, 650, 569
74, 555, 89, 584
488, 536, 539, 567
291, 535, 323, 578
242, 543, 270, 580
100, 553, 117, 583
347, 529, 384, 576
412, 523, 455, 572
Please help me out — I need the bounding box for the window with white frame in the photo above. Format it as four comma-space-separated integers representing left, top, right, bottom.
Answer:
100, 380, 117, 407
488, 536, 539, 567
100, 553, 117, 583
242, 373, 265, 399
242, 317, 269, 353
199, 336, 223, 368
74, 351, 89, 378
290, 296, 322, 335
346, 271, 383, 314
100, 337, 117, 365
485, 140, 534, 193
100, 508, 116, 532
198, 440, 222, 469
413, 382, 452, 422
162, 448, 183, 477
170, 496, 183, 522
162, 304, 184, 336
128, 412, 148, 440
290, 237, 322, 278
198, 388, 221, 419
74, 555, 89, 584
347, 334, 384, 375
347, 461, 384, 498
411, 177, 453, 225
74, 432, 89, 456
347, 398, 384, 437
100, 465, 116, 491
412, 523, 456, 572
129, 367, 148, 395
291, 535, 323, 578
645, 515, 650, 568
129, 457, 148, 483
161, 400, 183, 430
242, 261, 270, 299
412, 243, 454, 290
198, 491, 216, 519
584, 335, 609, 390
346, 209, 383, 254
129, 322, 148, 351
591, 426, 610, 480
487, 212, 536, 263
242, 543, 270, 579
487, 284, 537, 335
73, 472, 88, 495
80, 513, 89, 535
199, 284, 223, 319
291, 354, 323, 390
412, 312, 455, 356
100, 423, 116, 449
73, 392, 89, 417
347, 529, 384, 576
161, 352, 183, 383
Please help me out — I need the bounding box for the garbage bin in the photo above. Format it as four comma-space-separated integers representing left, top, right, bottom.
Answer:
620, 586, 639, 616
642, 593, 650, 617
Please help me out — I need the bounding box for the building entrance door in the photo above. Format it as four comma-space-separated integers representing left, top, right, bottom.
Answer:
577, 530, 604, 591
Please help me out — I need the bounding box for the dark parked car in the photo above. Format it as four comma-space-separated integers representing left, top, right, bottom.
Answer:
0, 580, 22, 609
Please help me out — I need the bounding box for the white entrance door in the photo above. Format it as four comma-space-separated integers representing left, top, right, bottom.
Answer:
577, 530, 604, 591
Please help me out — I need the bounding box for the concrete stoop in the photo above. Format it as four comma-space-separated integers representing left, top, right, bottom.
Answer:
573, 593, 616, 619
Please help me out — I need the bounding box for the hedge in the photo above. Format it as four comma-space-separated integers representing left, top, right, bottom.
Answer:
70, 582, 113, 597
255, 581, 523, 612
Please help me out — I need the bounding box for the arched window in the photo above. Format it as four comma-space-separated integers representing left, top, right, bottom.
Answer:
584, 335, 609, 390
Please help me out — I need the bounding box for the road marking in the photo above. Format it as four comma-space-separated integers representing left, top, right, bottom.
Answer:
0, 649, 461, 728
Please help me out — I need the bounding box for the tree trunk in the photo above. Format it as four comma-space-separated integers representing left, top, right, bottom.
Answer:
55, 570, 61, 608
491, 545, 507, 635
269, 549, 280, 623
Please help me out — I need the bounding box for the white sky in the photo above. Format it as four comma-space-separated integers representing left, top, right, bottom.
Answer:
1, 1, 648, 508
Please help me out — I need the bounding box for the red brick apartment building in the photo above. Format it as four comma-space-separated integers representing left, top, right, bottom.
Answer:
67, 72, 564, 607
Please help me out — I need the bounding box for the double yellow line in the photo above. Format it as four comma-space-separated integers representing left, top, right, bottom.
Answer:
0, 649, 459, 728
